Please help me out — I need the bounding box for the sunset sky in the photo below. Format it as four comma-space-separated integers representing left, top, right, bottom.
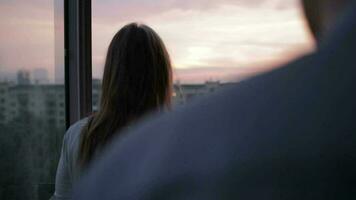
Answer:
0, 0, 313, 83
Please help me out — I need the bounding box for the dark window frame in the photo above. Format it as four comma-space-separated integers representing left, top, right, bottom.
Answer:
64, 0, 92, 129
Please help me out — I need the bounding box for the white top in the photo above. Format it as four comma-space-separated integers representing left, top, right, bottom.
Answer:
52, 118, 88, 200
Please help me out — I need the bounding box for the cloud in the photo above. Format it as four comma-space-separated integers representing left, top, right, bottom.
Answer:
92, 1, 311, 72
174, 65, 275, 83
1, 0, 311, 83
92, 0, 298, 23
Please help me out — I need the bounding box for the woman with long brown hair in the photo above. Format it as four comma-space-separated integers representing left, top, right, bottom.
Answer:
52, 23, 172, 200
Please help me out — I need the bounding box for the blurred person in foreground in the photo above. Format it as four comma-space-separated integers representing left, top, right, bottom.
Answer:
51, 23, 172, 200
74, 0, 356, 199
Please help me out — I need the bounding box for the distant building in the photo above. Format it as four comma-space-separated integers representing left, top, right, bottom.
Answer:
0, 82, 9, 123
91, 80, 230, 109
0, 82, 65, 127
17, 70, 31, 85
91, 80, 233, 109
0, 79, 234, 126
173, 81, 232, 106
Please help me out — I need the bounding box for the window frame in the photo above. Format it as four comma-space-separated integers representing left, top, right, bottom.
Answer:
64, 0, 92, 128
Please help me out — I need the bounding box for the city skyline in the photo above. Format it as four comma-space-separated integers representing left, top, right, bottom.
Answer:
0, 0, 313, 83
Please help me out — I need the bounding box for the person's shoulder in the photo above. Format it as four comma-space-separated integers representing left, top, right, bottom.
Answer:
67, 118, 89, 133
63, 118, 89, 148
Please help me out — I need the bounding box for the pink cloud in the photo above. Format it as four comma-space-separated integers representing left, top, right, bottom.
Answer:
0, 0, 311, 84
93, 0, 298, 23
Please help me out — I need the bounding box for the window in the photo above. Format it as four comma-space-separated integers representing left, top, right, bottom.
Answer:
0, 0, 65, 199
92, 0, 313, 108
47, 109, 57, 116
59, 111, 65, 116
46, 101, 57, 108
0, 1, 315, 199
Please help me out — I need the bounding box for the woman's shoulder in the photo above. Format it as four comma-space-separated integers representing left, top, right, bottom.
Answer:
63, 118, 89, 148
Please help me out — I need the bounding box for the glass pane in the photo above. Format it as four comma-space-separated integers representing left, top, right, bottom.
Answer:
0, 0, 65, 199
92, 0, 313, 108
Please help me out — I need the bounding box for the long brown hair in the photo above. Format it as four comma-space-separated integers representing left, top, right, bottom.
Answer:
79, 23, 172, 167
